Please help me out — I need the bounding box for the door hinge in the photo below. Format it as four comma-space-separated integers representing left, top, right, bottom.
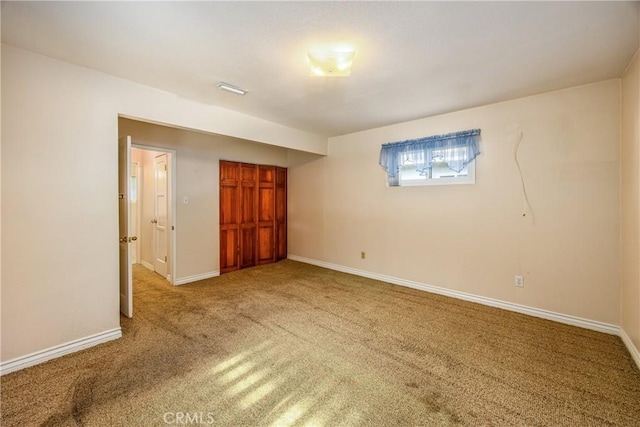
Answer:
165, 164, 167, 171
165, 256, 167, 262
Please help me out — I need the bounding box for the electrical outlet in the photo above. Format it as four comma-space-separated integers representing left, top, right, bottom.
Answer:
361, 251, 366, 260
515, 275, 524, 287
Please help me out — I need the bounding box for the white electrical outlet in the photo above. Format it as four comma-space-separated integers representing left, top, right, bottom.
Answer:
515, 275, 524, 287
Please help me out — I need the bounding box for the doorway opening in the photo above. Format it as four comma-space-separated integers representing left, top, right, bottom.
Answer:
131, 145, 176, 281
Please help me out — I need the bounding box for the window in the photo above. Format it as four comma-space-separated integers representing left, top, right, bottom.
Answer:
379, 129, 481, 187
398, 146, 475, 186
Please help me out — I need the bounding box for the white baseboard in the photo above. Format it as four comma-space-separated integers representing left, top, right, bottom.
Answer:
620, 328, 640, 370
174, 271, 220, 286
140, 260, 154, 271
287, 255, 619, 336
0, 328, 122, 375
138, 261, 172, 283
3, 260, 636, 377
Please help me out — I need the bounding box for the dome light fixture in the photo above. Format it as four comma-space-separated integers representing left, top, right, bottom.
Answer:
307, 48, 356, 77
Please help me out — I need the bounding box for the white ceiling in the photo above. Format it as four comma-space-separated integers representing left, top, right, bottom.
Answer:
2, 1, 638, 137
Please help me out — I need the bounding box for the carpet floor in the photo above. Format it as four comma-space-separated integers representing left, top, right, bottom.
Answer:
1, 260, 640, 426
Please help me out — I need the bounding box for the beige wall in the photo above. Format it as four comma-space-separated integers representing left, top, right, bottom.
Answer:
621, 50, 640, 358
119, 118, 289, 281
288, 151, 327, 260
290, 80, 621, 325
1, 40, 635, 367
0, 44, 323, 363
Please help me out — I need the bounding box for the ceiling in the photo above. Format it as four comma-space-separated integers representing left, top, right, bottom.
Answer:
2, 1, 638, 138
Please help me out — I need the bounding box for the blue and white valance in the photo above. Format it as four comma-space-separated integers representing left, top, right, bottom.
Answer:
379, 128, 481, 186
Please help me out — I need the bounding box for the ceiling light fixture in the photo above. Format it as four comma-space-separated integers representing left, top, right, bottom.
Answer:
217, 82, 247, 95
307, 48, 356, 77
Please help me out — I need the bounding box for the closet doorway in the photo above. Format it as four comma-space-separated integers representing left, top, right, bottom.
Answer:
220, 160, 287, 273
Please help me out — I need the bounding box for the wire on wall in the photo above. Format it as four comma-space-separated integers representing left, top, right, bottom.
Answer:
513, 132, 535, 224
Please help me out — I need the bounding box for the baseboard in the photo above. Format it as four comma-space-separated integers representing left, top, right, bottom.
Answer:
138, 261, 173, 283
0, 328, 122, 375
174, 271, 220, 286
620, 328, 640, 370
287, 255, 619, 336
140, 260, 154, 271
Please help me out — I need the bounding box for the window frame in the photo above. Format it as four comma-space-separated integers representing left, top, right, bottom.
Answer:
397, 154, 476, 187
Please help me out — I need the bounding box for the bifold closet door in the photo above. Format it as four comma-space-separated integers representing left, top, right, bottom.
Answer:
219, 161, 240, 273
239, 164, 257, 269
257, 166, 276, 265
220, 160, 286, 273
275, 167, 287, 261
220, 161, 258, 273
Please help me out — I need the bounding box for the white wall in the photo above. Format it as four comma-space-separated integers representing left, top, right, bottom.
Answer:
621, 49, 640, 361
290, 80, 621, 326
119, 118, 290, 281
0, 44, 324, 363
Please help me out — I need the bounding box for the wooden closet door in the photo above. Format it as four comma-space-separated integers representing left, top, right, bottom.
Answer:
220, 161, 240, 273
239, 164, 257, 269
275, 167, 287, 261
220, 161, 286, 274
257, 165, 276, 264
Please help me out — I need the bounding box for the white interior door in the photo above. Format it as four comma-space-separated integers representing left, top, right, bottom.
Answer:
153, 153, 168, 277
118, 136, 133, 318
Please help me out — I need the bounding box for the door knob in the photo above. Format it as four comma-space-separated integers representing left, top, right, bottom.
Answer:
151, 219, 158, 224
128, 236, 138, 242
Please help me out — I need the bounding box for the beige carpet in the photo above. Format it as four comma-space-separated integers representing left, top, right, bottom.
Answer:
2, 260, 639, 426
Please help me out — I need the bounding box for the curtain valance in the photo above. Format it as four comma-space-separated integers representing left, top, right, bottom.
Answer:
379, 129, 481, 186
